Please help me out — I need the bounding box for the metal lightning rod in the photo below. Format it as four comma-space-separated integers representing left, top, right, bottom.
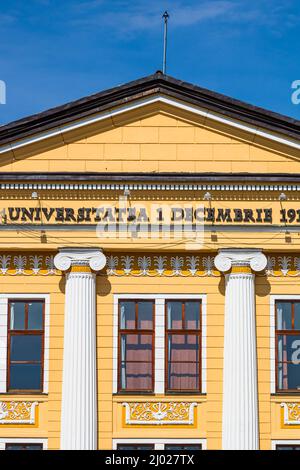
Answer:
162, 11, 169, 74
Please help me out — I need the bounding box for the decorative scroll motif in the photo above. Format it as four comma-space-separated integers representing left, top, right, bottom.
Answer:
0, 254, 56, 276
281, 403, 300, 425
122, 402, 197, 425
106, 255, 218, 277
0, 401, 38, 424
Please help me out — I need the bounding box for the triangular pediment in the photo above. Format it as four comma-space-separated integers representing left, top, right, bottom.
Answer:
0, 73, 299, 177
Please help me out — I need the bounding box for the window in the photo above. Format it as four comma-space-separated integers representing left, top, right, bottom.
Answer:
166, 300, 201, 392
165, 444, 202, 450
117, 444, 154, 450
113, 440, 205, 450
5, 443, 43, 450
276, 445, 300, 450
7, 300, 44, 392
276, 301, 300, 392
118, 300, 154, 392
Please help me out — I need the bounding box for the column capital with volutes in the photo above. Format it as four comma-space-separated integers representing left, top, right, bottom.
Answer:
54, 247, 106, 272
214, 248, 267, 274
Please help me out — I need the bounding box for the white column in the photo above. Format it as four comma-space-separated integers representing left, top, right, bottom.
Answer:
54, 248, 106, 450
214, 249, 267, 450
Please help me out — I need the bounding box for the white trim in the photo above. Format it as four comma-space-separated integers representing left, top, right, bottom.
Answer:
112, 438, 206, 450
0, 293, 50, 393
271, 440, 300, 450
1, 183, 300, 193
113, 294, 207, 394
270, 294, 300, 394
0, 437, 48, 450
1, 94, 299, 155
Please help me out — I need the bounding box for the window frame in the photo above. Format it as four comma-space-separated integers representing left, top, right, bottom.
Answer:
270, 295, 300, 395
0, 438, 47, 451
5, 443, 43, 450
113, 439, 206, 450
7, 299, 45, 393
117, 299, 155, 393
165, 299, 202, 393
275, 299, 300, 393
272, 440, 300, 450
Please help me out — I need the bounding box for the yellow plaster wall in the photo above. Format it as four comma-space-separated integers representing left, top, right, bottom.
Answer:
0, 259, 300, 449
1, 105, 299, 174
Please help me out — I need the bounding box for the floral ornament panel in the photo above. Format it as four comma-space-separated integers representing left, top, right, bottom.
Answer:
264, 256, 300, 277
281, 403, 300, 425
0, 253, 57, 275
106, 254, 218, 277
0, 401, 38, 424
122, 402, 197, 425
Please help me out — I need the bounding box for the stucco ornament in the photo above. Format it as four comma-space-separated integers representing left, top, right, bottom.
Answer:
122, 402, 197, 425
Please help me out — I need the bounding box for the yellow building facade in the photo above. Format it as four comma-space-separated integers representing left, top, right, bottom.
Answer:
0, 72, 299, 450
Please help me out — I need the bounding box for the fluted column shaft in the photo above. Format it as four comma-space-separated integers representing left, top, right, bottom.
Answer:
54, 248, 106, 450
214, 249, 267, 450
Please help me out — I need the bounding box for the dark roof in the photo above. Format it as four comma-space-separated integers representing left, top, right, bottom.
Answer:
1, 172, 300, 183
0, 71, 300, 147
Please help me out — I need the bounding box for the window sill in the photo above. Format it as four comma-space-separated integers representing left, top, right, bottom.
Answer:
1, 392, 48, 398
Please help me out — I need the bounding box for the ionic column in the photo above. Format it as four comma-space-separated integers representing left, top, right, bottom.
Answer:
214, 249, 267, 450
54, 248, 106, 450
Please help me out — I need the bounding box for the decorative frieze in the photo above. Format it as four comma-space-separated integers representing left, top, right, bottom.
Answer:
0, 401, 38, 424
122, 402, 197, 425
265, 256, 300, 277
0, 254, 56, 275
106, 255, 217, 277
281, 403, 300, 425
0, 252, 299, 277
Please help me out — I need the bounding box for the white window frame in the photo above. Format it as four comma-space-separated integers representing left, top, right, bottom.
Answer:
0, 293, 50, 393
113, 294, 207, 394
271, 440, 300, 450
270, 295, 300, 394
0, 438, 48, 450
113, 438, 206, 450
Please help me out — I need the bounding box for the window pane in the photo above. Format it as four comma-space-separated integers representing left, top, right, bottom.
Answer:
6, 444, 43, 450
121, 334, 152, 362
295, 303, 300, 330
277, 335, 300, 362
185, 302, 200, 329
120, 301, 135, 329
10, 335, 42, 361
276, 302, 292, 329
10, 302, 25, 330
167, 301, 182, 329
276, 446, 300, 450
28, 302, 43, 330
117, 444, 154, 450
9, 364, 41, 390
277, 362, 300, 390
168, 362, 199, 390
168, 334, 199, 362
165, 444, 202, 450
120, 361, 152, 390
137, 301, 153, 329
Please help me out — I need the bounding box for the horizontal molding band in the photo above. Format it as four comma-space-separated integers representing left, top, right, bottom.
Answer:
0, 172, 300, 192
0, 223, 297, 232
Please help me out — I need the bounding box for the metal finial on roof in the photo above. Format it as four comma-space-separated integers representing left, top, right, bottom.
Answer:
162, 11, 169, 75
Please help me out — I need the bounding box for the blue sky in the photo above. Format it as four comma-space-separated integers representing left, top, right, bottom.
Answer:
0, 0, 299, 124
